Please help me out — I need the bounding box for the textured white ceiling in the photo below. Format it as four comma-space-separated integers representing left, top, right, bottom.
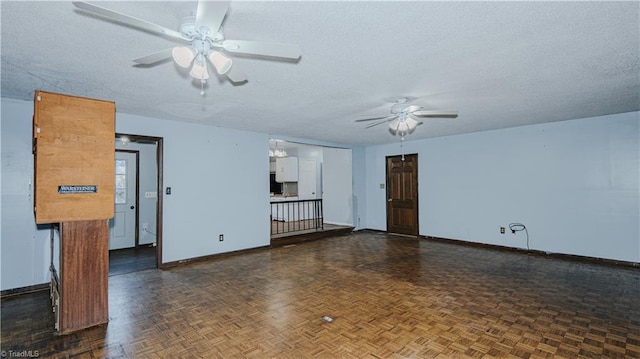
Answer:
2, 1, 639, 146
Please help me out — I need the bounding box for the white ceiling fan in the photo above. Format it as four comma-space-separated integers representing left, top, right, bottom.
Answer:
72, 1, 301, 91
356, 97, 458, 136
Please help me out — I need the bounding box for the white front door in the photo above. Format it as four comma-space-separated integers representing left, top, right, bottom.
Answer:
110, 151, 138, 250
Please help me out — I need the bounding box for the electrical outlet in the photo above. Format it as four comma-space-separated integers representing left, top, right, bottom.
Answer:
142, 222, 148, 231
219, 234, 224, 241
500, 226, 505, 234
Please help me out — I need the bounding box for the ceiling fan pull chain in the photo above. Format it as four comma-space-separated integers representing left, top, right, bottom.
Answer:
401, 136, 405, 161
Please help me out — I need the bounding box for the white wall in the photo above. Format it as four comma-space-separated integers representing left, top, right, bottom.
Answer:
1, 99, 50, 290
365, 111, 640, 263
115, 113, 271, 264
1, 98, 271, 290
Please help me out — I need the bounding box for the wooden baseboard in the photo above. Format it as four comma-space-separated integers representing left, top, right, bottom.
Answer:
1, 283, 49, 298
164, 227, 355, 268
160, 245, 271, 269
355, 229, 639, 268
421, 234, 640, 269
271, 226, 353, 247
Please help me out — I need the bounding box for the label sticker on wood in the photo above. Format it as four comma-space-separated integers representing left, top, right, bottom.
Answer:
58, 185, 98, 194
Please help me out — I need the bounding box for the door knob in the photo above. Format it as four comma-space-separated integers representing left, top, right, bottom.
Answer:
387, 198, 393, 202
130, 205, 135, 209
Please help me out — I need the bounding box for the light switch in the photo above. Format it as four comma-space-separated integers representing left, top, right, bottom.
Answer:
166, 187, 171, 195
380, 184, 385, 189
145, 191, 157, 198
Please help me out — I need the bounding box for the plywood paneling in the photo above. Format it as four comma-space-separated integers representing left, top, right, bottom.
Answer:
58, 220, 109, 334
33, 91, 115, 223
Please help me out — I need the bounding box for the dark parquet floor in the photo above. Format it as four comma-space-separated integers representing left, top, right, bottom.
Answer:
108, 246, 157, 277
1, 231, 639, 358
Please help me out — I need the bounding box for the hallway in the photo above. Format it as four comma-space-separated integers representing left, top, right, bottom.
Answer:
109, 245, 156, 276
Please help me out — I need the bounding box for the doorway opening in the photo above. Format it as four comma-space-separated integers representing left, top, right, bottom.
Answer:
110, 133, 164, 275
268, 139, 354, 243
386, 154, 419, 236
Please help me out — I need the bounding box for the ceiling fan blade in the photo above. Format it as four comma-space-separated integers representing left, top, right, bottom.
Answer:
133, 48, 174, 65
407, 114, 426, 124
355, 114, 394, 122
195, 0, 229, 36
222, 40, 301, 59
365, 118, 394, 129
73, 1, 187, 41
412, 110, 459, 118
226, 65, 247, 83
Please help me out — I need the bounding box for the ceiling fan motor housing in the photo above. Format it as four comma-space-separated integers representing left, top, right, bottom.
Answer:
179, 16, 224, 41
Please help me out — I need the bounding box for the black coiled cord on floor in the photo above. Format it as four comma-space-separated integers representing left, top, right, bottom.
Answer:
509, 223, 529, 251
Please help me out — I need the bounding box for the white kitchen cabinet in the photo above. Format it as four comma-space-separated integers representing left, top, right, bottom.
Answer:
275, 157, 298, 182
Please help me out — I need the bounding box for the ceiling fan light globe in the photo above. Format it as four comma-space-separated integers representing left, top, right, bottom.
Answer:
190, 66, 210, 80
209, 51, 232, 75
389, 117, 418, 135
405, 116, 419, 129
388, 118, 402, 133
190, 55, 210, 80
172, 46, 196, 68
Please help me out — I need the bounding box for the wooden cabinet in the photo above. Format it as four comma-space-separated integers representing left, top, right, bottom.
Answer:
51, 220, 109, 334
34, 91, 113, 334
275, 157, 298, 182
33, 90, 115, 223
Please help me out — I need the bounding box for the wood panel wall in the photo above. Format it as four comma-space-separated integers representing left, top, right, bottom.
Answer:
33, 90, 115, 223
58, 220, 109, 334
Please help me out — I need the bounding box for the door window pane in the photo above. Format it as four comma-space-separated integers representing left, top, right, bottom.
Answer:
115, 189, 126, 204
115, 174, 126, 189
115, 159, 127, 204
115, 159, 127, 175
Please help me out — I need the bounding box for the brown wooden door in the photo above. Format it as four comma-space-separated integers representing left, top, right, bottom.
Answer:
386, 154, 419, 236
